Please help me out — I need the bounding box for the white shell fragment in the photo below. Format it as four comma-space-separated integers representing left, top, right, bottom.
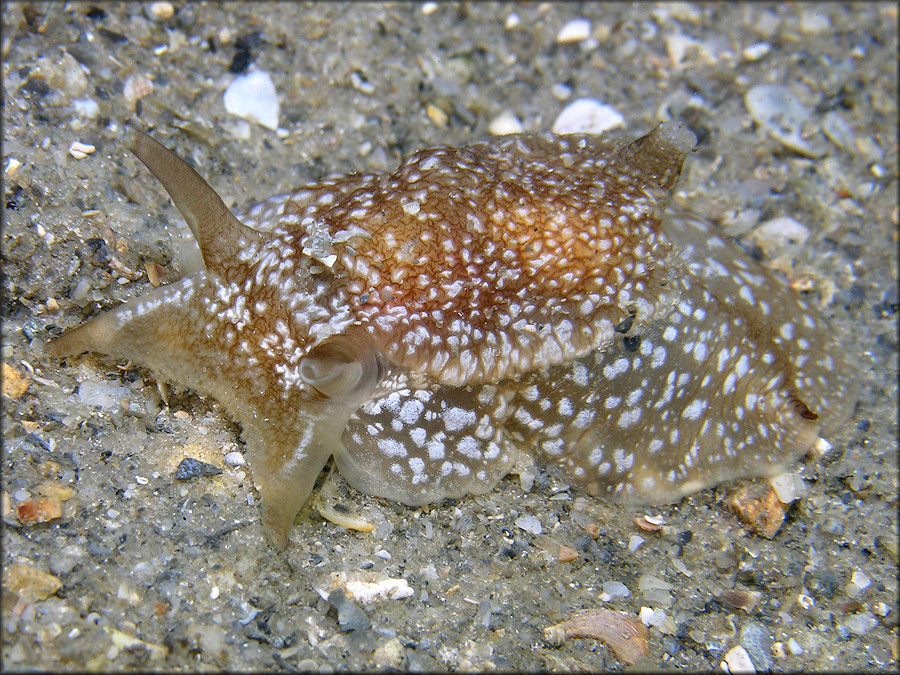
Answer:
552, 99, 625, 135
344, 578, 414, 605
223, 70, 280, 131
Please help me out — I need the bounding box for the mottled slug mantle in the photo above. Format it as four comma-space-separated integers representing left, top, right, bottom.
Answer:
48, 123, 858, 548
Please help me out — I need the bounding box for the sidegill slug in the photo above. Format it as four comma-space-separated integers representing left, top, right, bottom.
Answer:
48, 123, 858, 547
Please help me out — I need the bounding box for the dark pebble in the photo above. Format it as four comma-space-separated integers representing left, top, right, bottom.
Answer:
87, 540, 113, 557
740, 621, 774, 672
175, 457, 223, 481
807, 569, 840, 598
327, 588, 371, 632
662, 635, 682, 656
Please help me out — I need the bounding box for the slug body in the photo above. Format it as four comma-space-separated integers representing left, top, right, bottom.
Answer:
48, 124, 857, 547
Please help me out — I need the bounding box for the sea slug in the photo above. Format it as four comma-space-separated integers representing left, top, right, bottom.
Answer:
48, 123, 858, 547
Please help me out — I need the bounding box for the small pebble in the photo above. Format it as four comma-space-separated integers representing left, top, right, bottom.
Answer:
628, 535, 645, 552
223, 70, 280, 130
844, 612, 877, 635
745, 84, 826, 158
76, 380, 130, 411
639, 606, 668, 628
425, 103, 448, 128
488, 111, 524, 136
4, 157, 21, 176
786, 637, 803, 655
224, 451, 246, 466
603, 581, 631, 598
751, 217, 810, 256
665, 33, 701, 68
558, 545, 578, 562
327, 588, 371, 632
722, 645, 756, 673
123, 75, 154, 108
557, 18, 591, 44
68, 141, 96, 159
149, 2, 174, 20
552, 99, 625, 135
504, 12, 520, 30
796, 594, 815, 611
174, 457, 222, 481
798, 9, 831, 34
739, 621, 773, 672
768, 470, 806, 504
742, 42, 771, 61
515, 514, 542, 535
850, 570, 871, 591
72, 98, 100, 119
550, 82, 572, 101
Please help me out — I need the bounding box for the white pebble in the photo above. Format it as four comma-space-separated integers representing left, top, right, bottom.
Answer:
799, 9, 831, 34
637, 573, 674, 591
68, 141, 96, 159
210, 585, 220, 600
515, 514, 542, 535
123, 75, 153, 107
149, 2, 174, 20
5, 158, 21, 176
72, 98, 100, 119
665, 33, 700, 68
223, 70, 280, 130
224, 451, 246, 466
557, 18, 591, 44
134, 475, 149, 485
628, 535, 645, 552
551, 83, 572, 101
552, 99, 625, 135
77, 380, 130, 411
722, 645, 756, 673
787, 637, 803, 655
751, 216, 810, 254
602, 581, 631, 598
822, 111, 855, 150
850, 570, 871, 591
488, 111, 524, 136
420, 2, 438, 15
639, 606, 668, 628
844, 612, 877, 635
504, 13, 520, 30
742, 42, 771, 61
768, 470, 806, 503
812, 437, 833, 457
